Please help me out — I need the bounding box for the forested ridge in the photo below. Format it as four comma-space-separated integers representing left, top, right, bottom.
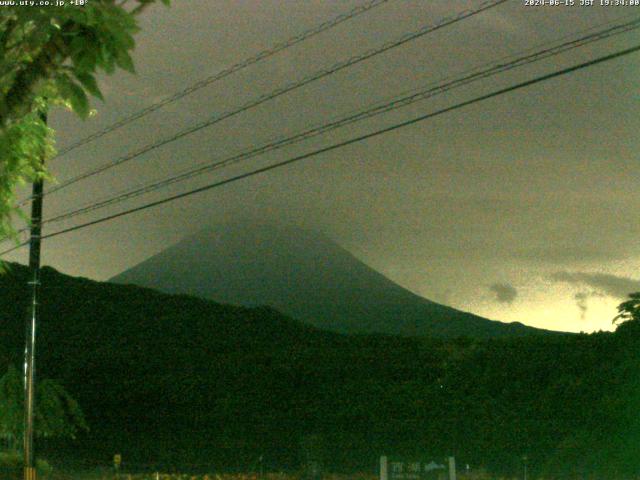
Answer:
0, 263, 637, 478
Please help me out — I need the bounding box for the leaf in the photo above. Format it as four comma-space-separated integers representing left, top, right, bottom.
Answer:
115, 50, 135, 74
68, 82, 90, 118
70, 34, 99, 72
74, 72, 103, 100
76, 48, 99, 73
100, 42, 116, 73
56, 74, 90, 118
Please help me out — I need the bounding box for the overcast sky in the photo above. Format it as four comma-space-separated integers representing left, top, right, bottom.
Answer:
6, 0, 640, 333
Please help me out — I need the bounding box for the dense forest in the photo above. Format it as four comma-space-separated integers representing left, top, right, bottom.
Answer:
0, 263, 638, 478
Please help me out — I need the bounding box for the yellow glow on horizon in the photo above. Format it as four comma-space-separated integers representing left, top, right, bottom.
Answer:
475, 298, 619, 333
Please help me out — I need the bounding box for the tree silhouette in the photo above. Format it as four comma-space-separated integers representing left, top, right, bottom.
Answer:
0, 365, 87, 452
614, 292, 640, 324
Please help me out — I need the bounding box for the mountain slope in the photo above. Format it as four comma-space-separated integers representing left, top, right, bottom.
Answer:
0, 263, 450, 469
0, 263, 634, 477
111, 223, 550, 338
0, 263, 347, 467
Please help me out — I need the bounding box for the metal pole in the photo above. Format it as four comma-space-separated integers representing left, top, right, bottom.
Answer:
380, 456, 388, 480
24, 111, 46, 480
448, 456, 456, 480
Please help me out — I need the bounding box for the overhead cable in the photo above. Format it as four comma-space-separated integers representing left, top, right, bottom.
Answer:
3, 42, 638, 256
33, 0, 508, 202
38, 17, 640, 226
53, 0, 392, 158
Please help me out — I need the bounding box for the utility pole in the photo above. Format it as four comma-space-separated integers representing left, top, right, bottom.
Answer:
24, 111, 46, 480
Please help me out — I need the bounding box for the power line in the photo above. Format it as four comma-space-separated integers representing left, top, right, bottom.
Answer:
3, 42, 638, 256
7, 15, 640, 241
53, 0, 392, 158
35, 16, 640, 226
30, 0, 508, 203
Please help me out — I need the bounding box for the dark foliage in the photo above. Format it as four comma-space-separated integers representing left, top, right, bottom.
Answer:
0, 264, 638, 478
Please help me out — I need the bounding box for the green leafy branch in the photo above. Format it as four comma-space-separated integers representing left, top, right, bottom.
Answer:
0, 0, 170, 243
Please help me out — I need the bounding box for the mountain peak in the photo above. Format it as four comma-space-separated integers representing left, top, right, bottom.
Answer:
111, 223, 550, 338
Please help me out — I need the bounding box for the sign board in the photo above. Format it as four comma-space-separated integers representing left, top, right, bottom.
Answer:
380, 456, 450, 480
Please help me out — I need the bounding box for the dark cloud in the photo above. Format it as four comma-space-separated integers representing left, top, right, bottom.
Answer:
550, 272, 640, 299
573, 290, 605, 321
489, 283, 517, 304
511, 245, 626, 263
